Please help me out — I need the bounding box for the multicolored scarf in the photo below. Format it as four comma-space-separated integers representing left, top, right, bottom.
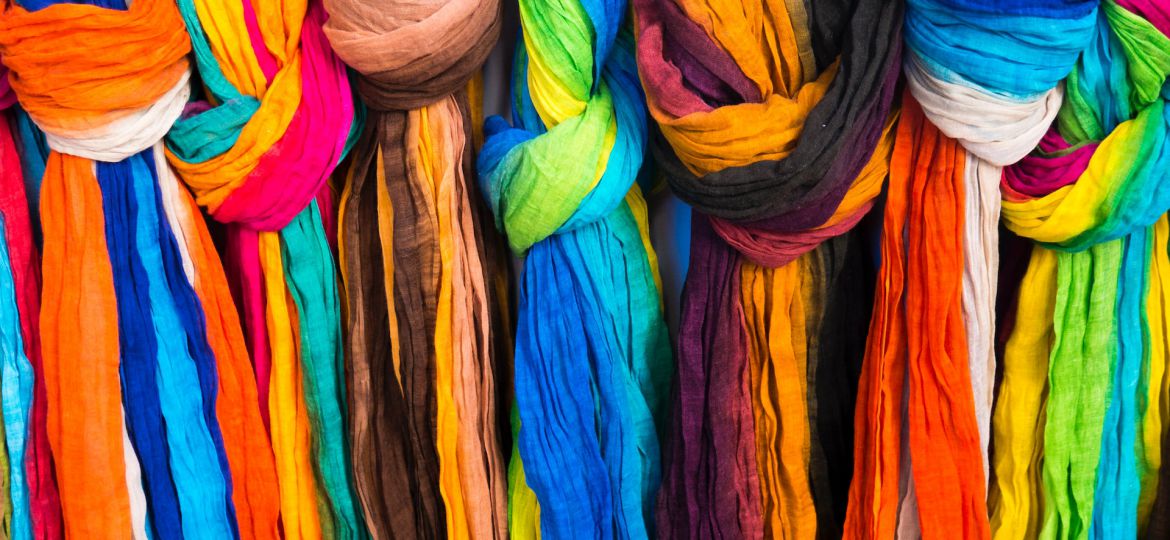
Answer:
477, 0, 672, 536
868, 1, 1099, 538
998, 2, 1170, 537
0, 0, 275, 537
634, 0, 901, 537
322, 0, 510, 537
164, 0, 366, 537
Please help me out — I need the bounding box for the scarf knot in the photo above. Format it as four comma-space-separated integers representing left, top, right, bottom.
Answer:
164, 0, 355, 232
635, 0, 901, 268
0, 0, 191, 162
477, 5, 647, 255
323, 0, 500, 112
1003, 1, 1170, 250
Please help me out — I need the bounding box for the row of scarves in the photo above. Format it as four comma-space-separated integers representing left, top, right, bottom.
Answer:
0, 1, 1169, 540
633, 0, 1170, 539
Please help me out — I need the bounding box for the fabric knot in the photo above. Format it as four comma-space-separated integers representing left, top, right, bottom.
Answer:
1002, 1, 1170, 251
903, 0, 1098, 165
324, 0, 500, 112
478, 9, 646, 254
635, 0, 902, 269
0, 0, 191, 162
164, 0, 355, 232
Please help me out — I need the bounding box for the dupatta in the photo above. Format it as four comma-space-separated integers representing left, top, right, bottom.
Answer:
0, 61, 57, 540
879, 1, 1098, 537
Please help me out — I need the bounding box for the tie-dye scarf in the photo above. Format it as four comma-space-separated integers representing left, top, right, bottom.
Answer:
477, 0, 672, 537
634, 0, 901, 537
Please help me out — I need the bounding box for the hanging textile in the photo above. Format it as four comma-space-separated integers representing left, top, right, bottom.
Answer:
0, 0, 284, 537
321, 0, 511, 538
872, 1, 1100, 537
997, 2, 1170, 537
0, 61, 56, 540
634, 0, 900, 537
846, 91, 991, 540
477, 0, 673, 536
164, 0, 365, 537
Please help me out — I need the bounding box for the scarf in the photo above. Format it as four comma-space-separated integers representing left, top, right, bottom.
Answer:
164, 0, 365, 537
478, 0, 673, 536
998, 3, 1170, 537
0, 61, 54, 540
0, 0, 288, 537
634, 0, 900, 537
0, 1, 239, 535
886, 1, 1099, 537
321, 1, 510, 538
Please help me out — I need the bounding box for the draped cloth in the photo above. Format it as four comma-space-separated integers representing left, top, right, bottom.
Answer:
997, 3, 1170, 538
478, 0, 673, 537
846, 92, 991, 540
0, 0, 283, 537
0, 62, 58, 540
164, 0, 365, 537
633, 0, 900, 537
893, 1, 1098, 537
322, 1, 510, 538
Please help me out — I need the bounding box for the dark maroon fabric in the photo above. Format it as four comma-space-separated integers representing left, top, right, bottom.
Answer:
656, 216, 762, 539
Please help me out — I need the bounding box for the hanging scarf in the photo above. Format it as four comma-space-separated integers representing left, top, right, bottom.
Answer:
0, 0, 285, 537
164, 0, 365, 537
634, 0, 900, 537
477, 0, 672, 536
998, 3, 1170, 538
846, 91, 992, 540
321, 1, 510, 538
0, 61, 54, 540
877, 1, 1099, 537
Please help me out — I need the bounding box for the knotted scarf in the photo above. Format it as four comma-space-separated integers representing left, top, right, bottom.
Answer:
0, 0, 286, 537
634, 0, 900, 537
998, 2, 1170, 537
164, 0, 365, 537
0, 61, 57, 540
477, 0, 673, 536
321, 1, 510, 538
877, 1, 1099, 537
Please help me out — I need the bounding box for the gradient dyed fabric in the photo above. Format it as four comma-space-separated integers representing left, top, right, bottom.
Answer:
634, 0, 900, 537
871, 1, 1099, 538
322, 0, 510, 537
998, 2, 1170, 538
164, 0, 365, 537
477, 0, 672, 537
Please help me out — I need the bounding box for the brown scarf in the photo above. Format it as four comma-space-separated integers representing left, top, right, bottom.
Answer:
322, 2, 511, 538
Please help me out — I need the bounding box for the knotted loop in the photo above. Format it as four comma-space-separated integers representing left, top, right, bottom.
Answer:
0, 0, 191, 161
165, 0, 355, 232
635, 0, 902, 269
323, 0, 500, 112
1002, 0, 1170, 251
902, 0, 1098, 165
477, 5, 647, 254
